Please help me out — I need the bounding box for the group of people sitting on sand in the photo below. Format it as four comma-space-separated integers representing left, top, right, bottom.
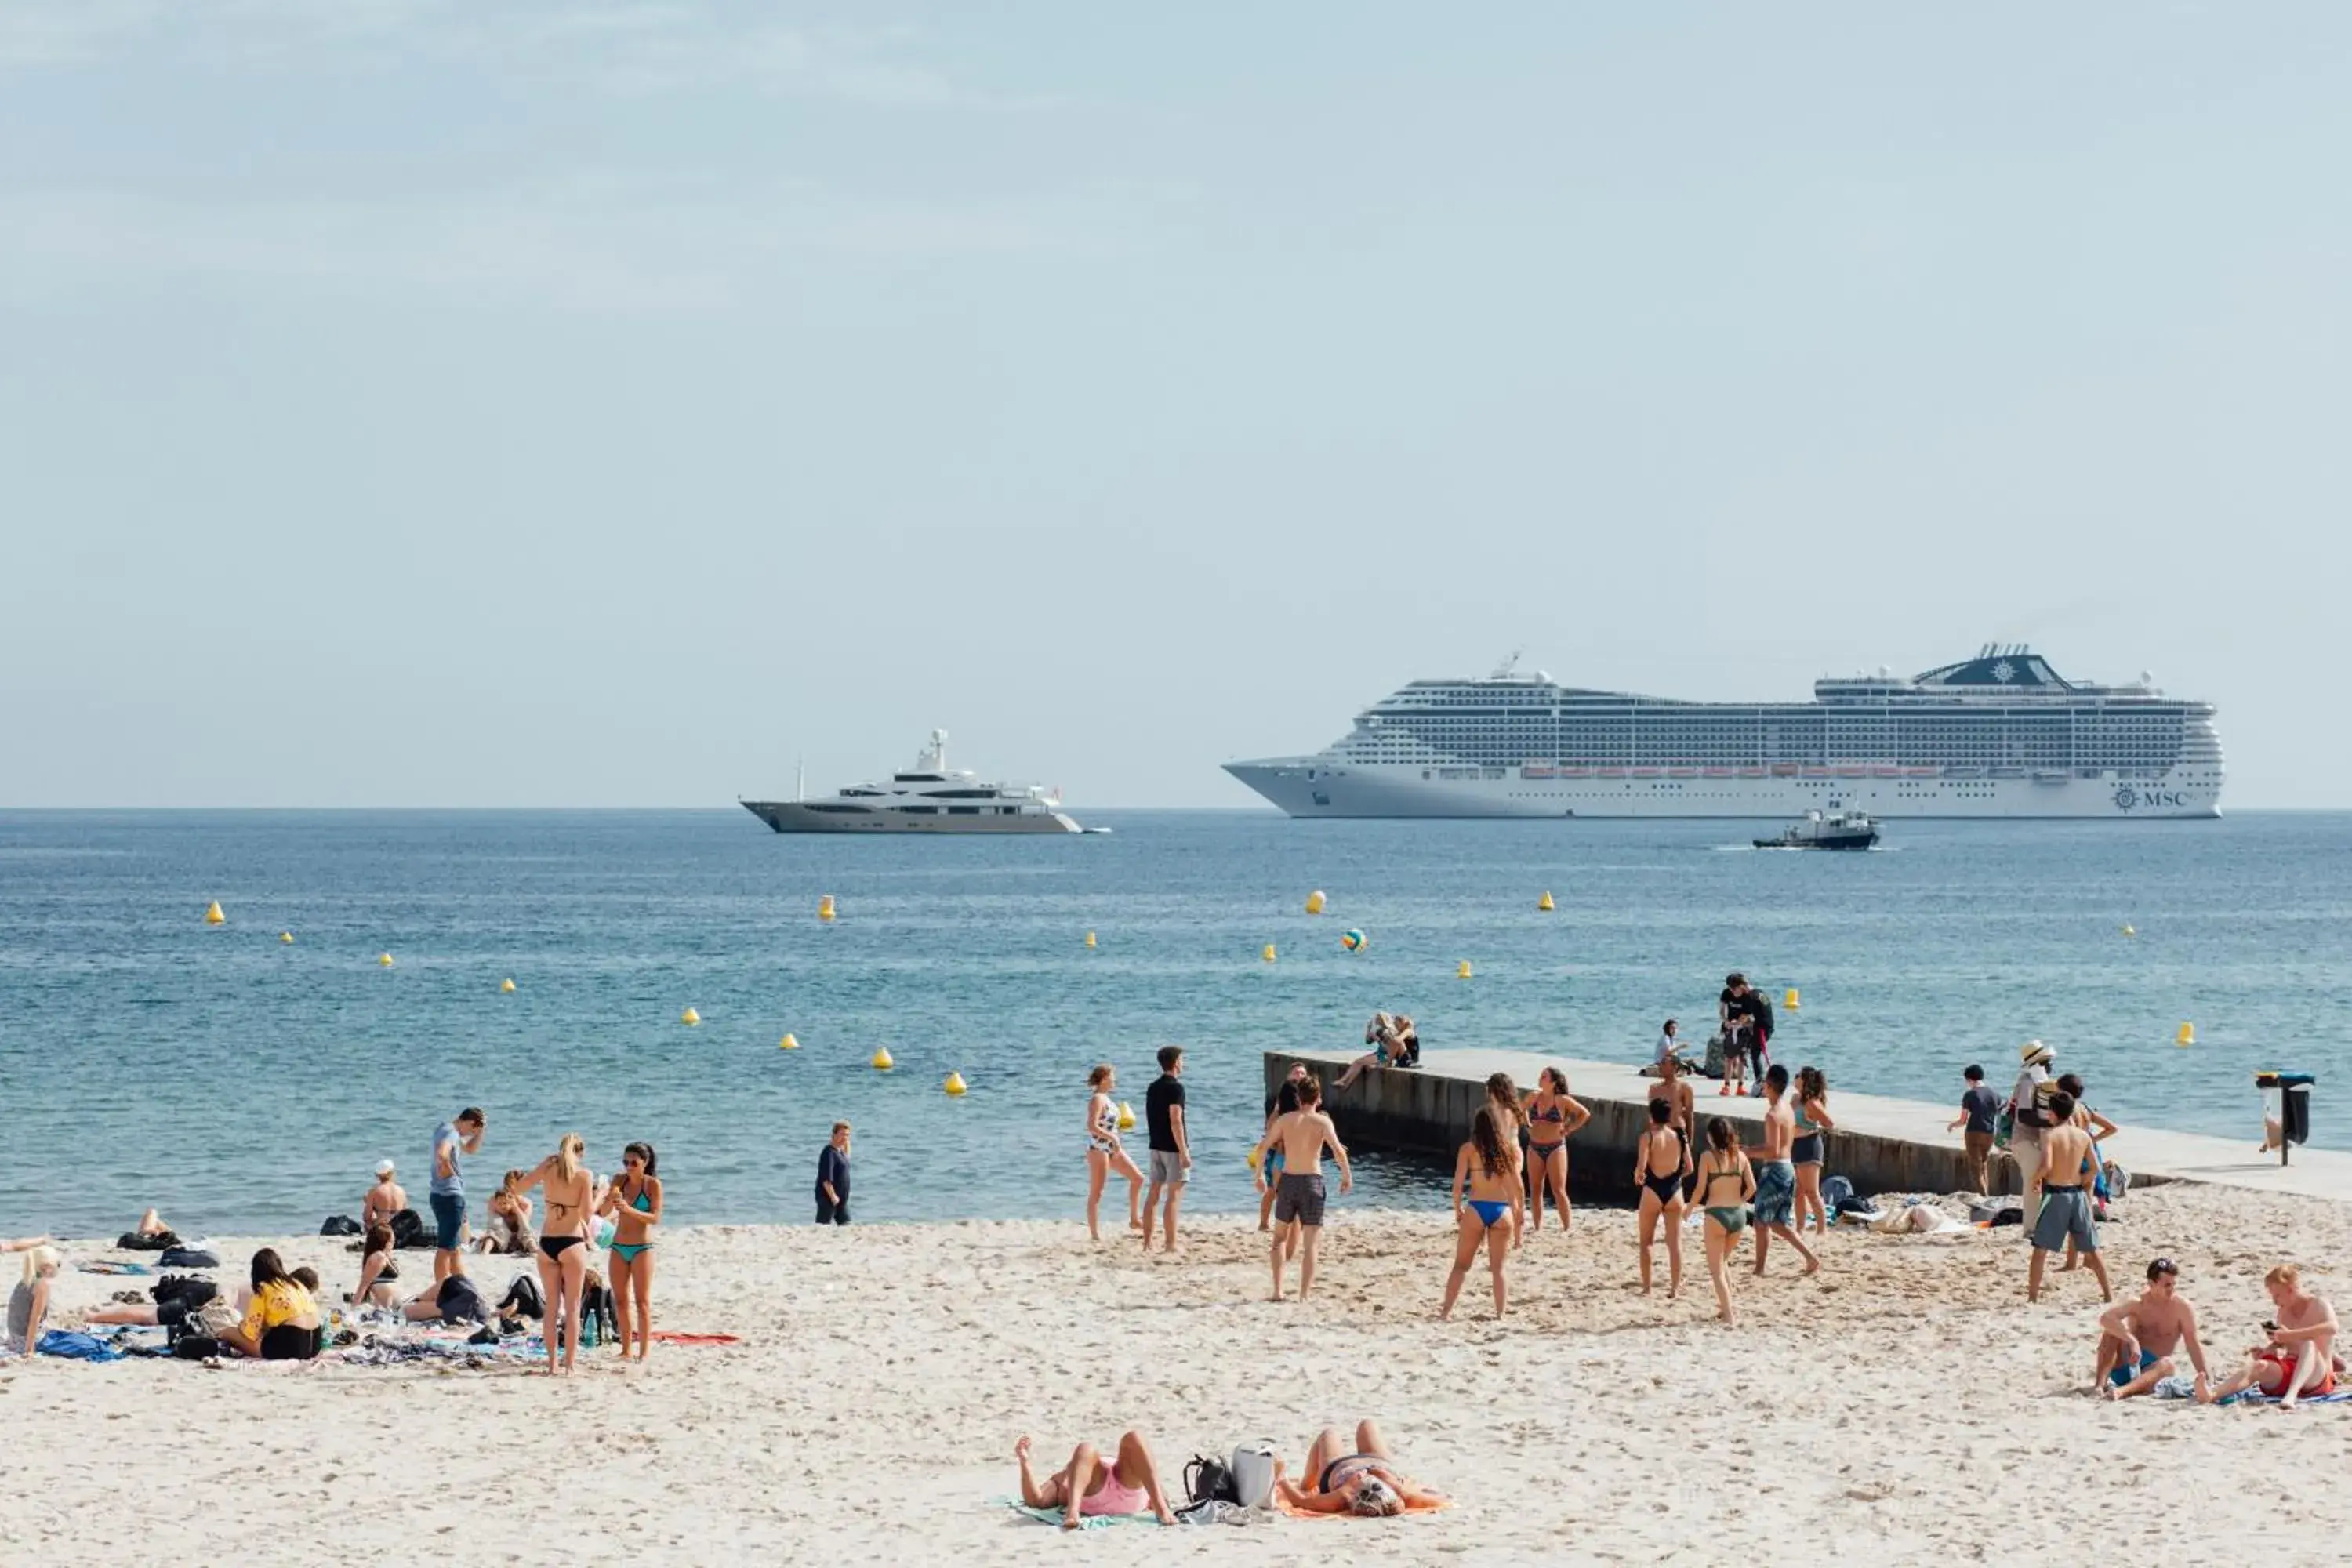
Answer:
2094, 1258, 2341, 1407
1014, 1419, 1443, 1529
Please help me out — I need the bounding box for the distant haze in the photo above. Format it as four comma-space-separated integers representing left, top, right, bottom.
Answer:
2, 4, 2344, 808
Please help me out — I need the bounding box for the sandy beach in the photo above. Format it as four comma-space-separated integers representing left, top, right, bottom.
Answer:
5, 1181, 2349, 1565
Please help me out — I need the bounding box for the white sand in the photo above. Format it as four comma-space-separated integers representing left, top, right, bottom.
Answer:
5, 1183, 2350, 1564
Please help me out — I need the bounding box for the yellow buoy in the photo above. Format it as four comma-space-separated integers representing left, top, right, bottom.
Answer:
1262, 943, 1277, 963
681, 1007, 701, 1025
1305, 890, 1327, 915
1457, 960, 1474, 980
499, 978, 517, 994
1085, 931, 1097, 949
279, 931, 293, 944
1784, 988, 1800, 1011
2122, 924, 2136, 938
1537, 891, 1555, 912
2176, 1022, 2195, 1047
944, 1071, 968, 1096
378, 953, 394, 967
204, 900, 225, 925
1116, 1101, 1137, 1131
818, 895, 837, 922
871, 1047, 895, 1070
779, 1033, 800, 1051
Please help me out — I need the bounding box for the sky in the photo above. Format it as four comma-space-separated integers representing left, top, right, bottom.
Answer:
2, 3, 2345, 808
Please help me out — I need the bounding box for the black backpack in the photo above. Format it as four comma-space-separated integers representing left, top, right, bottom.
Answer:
1748, 995, 1776, 1039
1184, 1454, 1239, 1507
389, 1209, 431, 1249
320, 1215, 362, 1236
152, 1275, 218, 1309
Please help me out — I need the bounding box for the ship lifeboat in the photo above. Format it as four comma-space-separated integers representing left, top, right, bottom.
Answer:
1741, 767, 1769, 779
1704, 767, 1736, 779
1802, 766, 1831, 779
1520, 764, 1555, 779
1668, 768, 1697, 779
1871, 766, 1903, 779
1836, 766, 1869, 779
1906, 767, 1939, 778
1630, 767, 1661, 779
1558, 766, 1590, 779
1597, 767, 1625, 779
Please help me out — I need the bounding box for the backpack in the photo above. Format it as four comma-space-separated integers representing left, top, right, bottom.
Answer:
158, 1248, 219, 1269
116, 1229, 178, 1252
320, 1215, 362, 1236
389, 1209, 432, 1249
1820, 1174, 1855, 1214
1184, 1454, 1240, 1508
1748, 995, 1775, 1040
172, 1334, 222, 1360
152, 1275, 218, 1309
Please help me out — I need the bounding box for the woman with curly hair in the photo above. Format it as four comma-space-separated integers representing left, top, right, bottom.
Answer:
1082, 1064, 1144, 1243
1440, 1107, 1524, 1319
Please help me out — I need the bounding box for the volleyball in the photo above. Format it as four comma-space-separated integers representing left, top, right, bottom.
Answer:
1341, 929, 1367, 952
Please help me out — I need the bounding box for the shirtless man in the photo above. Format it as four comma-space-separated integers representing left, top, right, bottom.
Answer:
1646, 1054, 1697, 1156
1250, 1075, 1353, 1301
1744, 1064, 1818, 1276
2024, 1090, 2111, 1303
2095, 1258, 2211, 1399
2205, 1264, 2341, 1410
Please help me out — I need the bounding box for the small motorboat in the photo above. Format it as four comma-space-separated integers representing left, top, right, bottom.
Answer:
1755, 810, 1879, 851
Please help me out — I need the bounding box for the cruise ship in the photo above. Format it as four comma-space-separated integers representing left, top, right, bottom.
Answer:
1225, 648, 2223, 820
742, 731, 1083, 833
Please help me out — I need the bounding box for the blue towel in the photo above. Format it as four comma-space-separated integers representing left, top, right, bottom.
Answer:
996, 1498, 1160, 1530
37, 1330, 124, 1363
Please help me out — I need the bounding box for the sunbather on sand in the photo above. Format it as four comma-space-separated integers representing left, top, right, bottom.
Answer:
1013, 1432, 1177, 1529
2095, 1257, 2211, 1399
2204, 1265, 2340, 1410
1272, 1419, 1446, 1515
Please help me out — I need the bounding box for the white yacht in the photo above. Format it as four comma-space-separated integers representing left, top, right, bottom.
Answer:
1225, 647, 2223, 820
742, 731, 1083, 834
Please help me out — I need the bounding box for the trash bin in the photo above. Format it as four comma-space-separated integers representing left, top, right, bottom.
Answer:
2255, 1071, 2315, 1165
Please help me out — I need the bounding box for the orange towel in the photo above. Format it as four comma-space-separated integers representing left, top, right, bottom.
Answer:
1272, 1489, 1450, 1519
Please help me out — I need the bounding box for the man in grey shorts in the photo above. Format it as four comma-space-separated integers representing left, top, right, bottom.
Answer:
1252, 1074, 1355, 1301
1141, 1046, 1192, 1254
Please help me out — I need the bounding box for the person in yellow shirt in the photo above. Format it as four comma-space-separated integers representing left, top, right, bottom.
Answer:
222, 1249, 321, 1360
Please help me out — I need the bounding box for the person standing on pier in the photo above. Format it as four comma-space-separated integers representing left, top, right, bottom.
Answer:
2007, 1043, 2058, 1236
1746, 1065, 1818, 1277
1718, 975, 1751, 1096
1252, 1076, 1353, 1302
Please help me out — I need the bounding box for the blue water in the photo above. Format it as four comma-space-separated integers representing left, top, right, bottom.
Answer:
2, 809, 2347, 1237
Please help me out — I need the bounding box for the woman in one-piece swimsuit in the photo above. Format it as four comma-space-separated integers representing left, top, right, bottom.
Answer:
1440, 1108, 1524, 1320
1523, 1067, 1592, 1235
1082, 1064, 1145, 1243
599, 1140, 663, 1363
1634, 1097, 1690, 1299
1695, 1116, 1755, 1327
521, 1131, 593, 1375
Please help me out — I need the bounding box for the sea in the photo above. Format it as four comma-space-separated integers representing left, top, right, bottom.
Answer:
2, 808, 2347, 1238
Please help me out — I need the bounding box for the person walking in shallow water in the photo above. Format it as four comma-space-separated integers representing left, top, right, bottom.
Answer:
816, 1123, 851, 1225
1082, 1064, 1145, 1242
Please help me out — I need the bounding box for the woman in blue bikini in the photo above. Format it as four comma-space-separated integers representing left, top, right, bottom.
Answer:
599, 1141, 662, 1363
1439, 1107, 1524, 1320
1523, 1067, 1592, 1235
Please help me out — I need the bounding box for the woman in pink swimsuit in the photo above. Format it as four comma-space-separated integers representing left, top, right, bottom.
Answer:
1013, 1431, 1177, 1530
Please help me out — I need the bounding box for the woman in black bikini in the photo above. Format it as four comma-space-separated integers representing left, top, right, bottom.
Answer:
521, 1131, 593, 1376
1635, 1096, 1689, 1298
1523, 1067, 1592, 1235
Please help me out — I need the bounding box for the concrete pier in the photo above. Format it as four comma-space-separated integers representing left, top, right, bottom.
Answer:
1267, 1047, 2352, 1203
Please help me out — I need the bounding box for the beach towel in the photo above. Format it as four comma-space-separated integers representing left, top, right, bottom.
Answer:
647, 1332, 740, 1346
37, 1330, 124, 1363
997, 1498, 1161, 1530
75, 1261, 151, 1276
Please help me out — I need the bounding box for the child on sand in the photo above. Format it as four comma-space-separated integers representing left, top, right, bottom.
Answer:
1440, 1107, 1523, 1319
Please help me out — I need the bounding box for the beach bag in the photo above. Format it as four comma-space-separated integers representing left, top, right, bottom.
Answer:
191, 1298, 243, 1338
152, 1275, 218, 1309
1184, 1454, 1240, 1508
1994, 1109, 2014, 1149
1703, 1031, 1727, 1080
1820, 1175, 1855, 1213
2100, 1160, 2130, 1203
390, 1209, 432, 1249
116, 1229, 178, 1252
1229, 1443, 1278, 1509
320, 1215, 361, 1236
158, 1248, 218, 1269
172, 1334, 221, 1360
